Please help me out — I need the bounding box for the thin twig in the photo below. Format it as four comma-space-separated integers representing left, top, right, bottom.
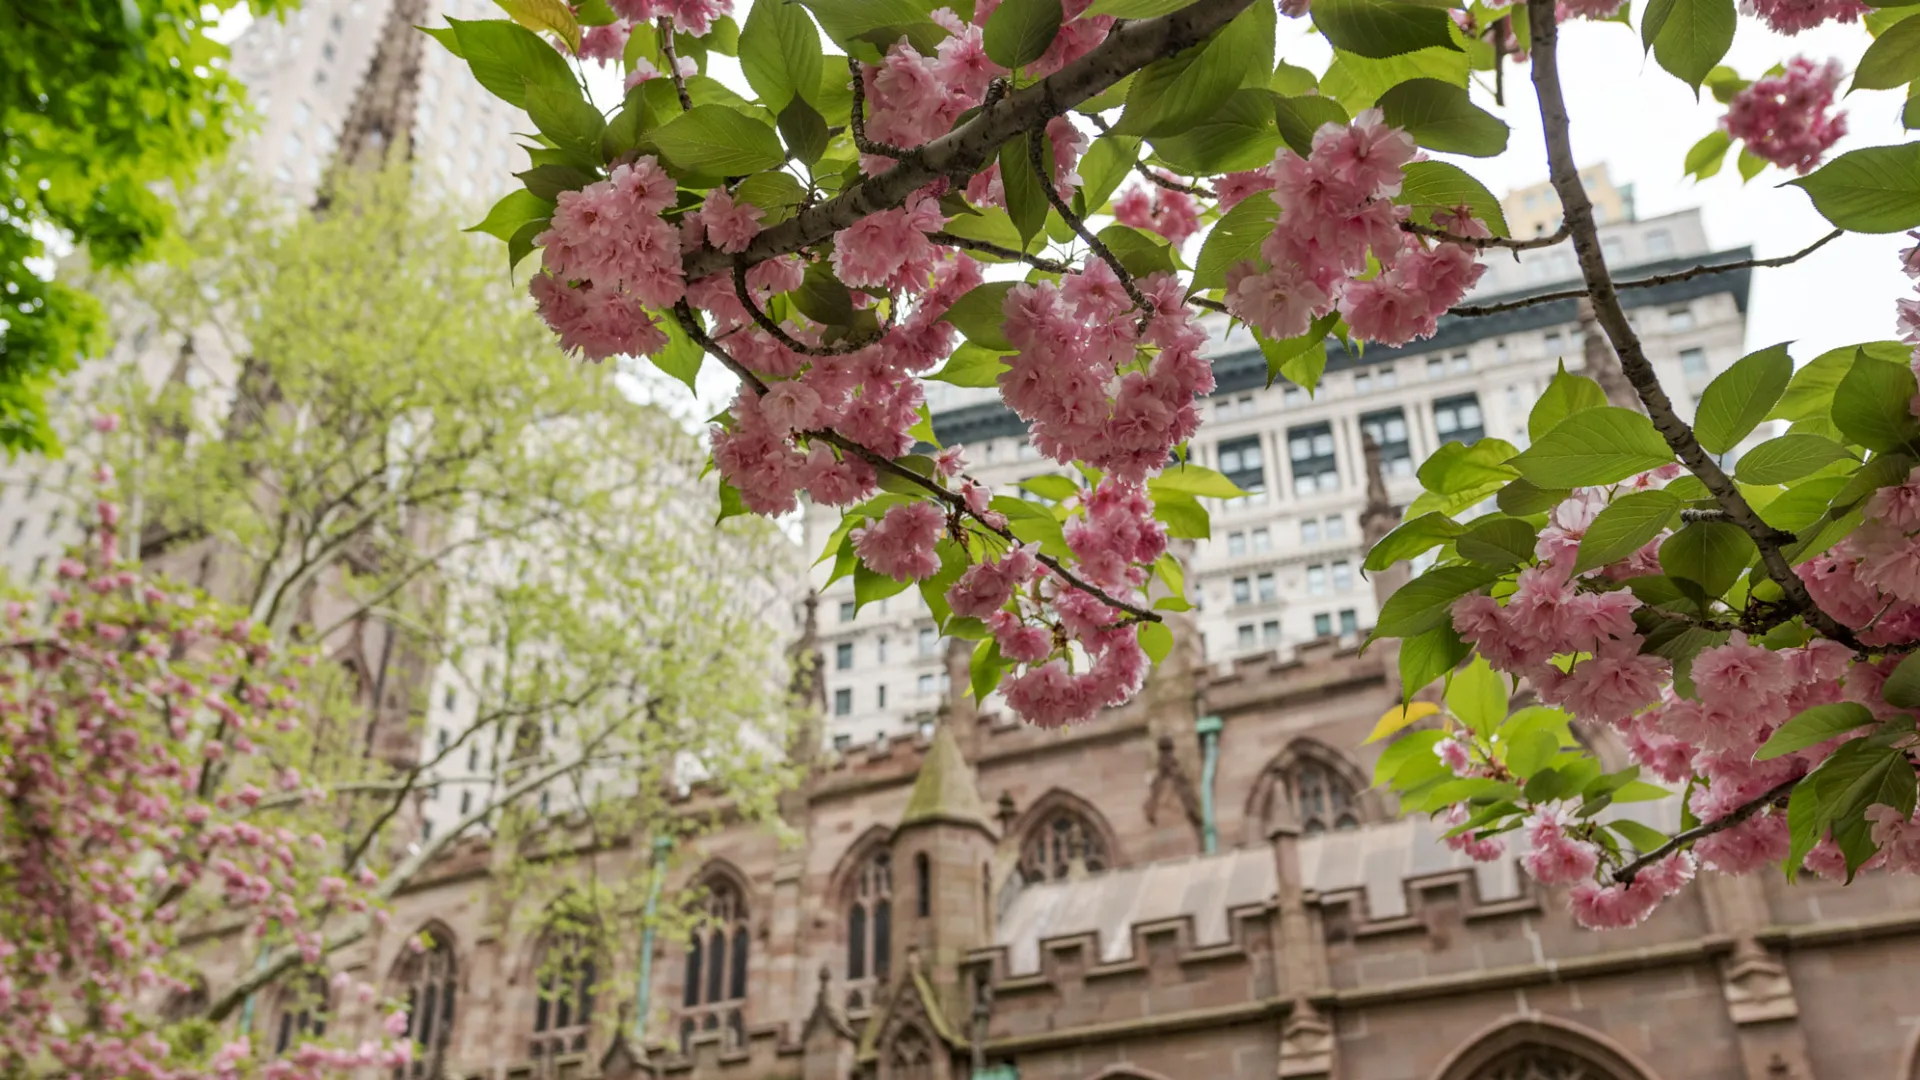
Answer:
1450, 229, 1843, 318
1026, 124, 1155, 322
670, 303, 1162, 624
1523, 0, 1853, 648
929, 231, 1072, 274
729, 260, 873, 356
848, 55, 912, 159
1611, 777, 1797, 884
656, 19, 692, 112
1087, 115, 1215, 197
1187, 294, 1228, 314
1402, 221, 1570, 252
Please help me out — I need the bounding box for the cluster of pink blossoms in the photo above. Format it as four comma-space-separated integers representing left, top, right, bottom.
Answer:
1741, 0, 1868, 34
1721, 58, 1847, 175
605, 0, 731, 35
1113, 179, 1202, 247
530, 157, 685, 361
1224, 111, 1485, 348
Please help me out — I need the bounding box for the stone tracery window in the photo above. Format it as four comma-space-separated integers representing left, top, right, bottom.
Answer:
676, 876, 749, 1054
528, 924, 597, 1062
1018, 810, 1109, 882
887, 1025, 936, 1080
270, 974, 330, 1056
390, 928, 457, 1079
1472, 1048, 1624, 1080
845, 849, 892, 1007
1290, 759, 1361, 834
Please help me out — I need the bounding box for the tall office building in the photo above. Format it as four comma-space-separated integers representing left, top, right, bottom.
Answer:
805, 200, 1757, 749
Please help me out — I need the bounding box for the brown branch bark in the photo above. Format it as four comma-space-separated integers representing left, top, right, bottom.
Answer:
657, 18, 692, 111
1402, 221, 1569, 252
679, 0, 1257, 282
1611, 777, 1797, 884
1026, 127, 1154, 320
928, 231, 1072, 274
1524, 0, 1852, 646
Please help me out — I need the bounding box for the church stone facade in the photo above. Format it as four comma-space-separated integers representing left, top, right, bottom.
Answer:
216, 603, 1920, 1080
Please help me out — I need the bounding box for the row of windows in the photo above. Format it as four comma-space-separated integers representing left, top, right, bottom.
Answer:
829, 672, 950, 717
1232, 609, 1358, 650
833, 627, 941, 667
1217, 393, 1487, 502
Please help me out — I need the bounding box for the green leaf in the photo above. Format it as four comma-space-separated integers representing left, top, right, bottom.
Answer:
1528, 364, 1609, 442
1643, 0, 1735, 92
1373, 566, 1499, 637
524, 81, 607, 157
1377, 78, 1508, 157
506, 217, 548, 275
732, 170, 807, 223
651, 104, 787, 175
941, 282, 1016, 351
1313, 0, 1461, 59
1396, 160, 1510, 237
1695, 342, 1792, 454
654, 314, 705, 393
1497, 477, 1571, 517
1738, 146, 1768, 182
1258, 319, 1333, 392
1856, 16, 1920, 92
927, 343, 1009, 387
1097, 224, 1176, 278
1150, 88, 1284, 174
939, 205, 1029, 257
1019, 473, 1081, 501
1139, 620, 1175, 666
466, 189, 555, 242
855, 561, 913, 605
1757, 703, 1878, 761
1193, 193, 1279, 289
498, 0, 584, 53
448, 18, 581, 109
1503, 729, 1559, 779
1788, 142, 1920, 233
1734, 434, 1853, 484
1511, 407, 1675, 488
1151, 464, 1248, 499
1834, 348, 1920, 451
1770, 342, 1906, 423
777, 96, 830, 164
1399, 622, 1470, 696
1810, 738, 1917, 868
739, 0, 824, 110
1000, 132, 1051, 245
1086, 0, 1192, 12
1373, 729, 1447, 787
1658, 520, 1756, 597
1079, 136, 1141, 212
1272, 93, 1353, 157
1417, 438, 1520, 497
984, 0, 1063, 67
1610, 781, 1673, 803
1884, 650, 1920, 709
1609, 818, 1672, 855
1454, 517, 1538, 569
792, 260, 858, 327
1785, 776, 1822, 880
1574, 489, 1679, 574
1684, 128, 1732, 180
1116, 0, 1275, 136
796, 0, 948, 62
1319, 47, 1468, 110
1446, 656, 1507, 737
1153, 491, 1211, 539
1365, 512, 1465, 571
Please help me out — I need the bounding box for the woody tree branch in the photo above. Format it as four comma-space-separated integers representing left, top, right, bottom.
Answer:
1524, 0, 1851, 646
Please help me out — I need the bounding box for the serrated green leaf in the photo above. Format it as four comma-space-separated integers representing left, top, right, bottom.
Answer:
1695, 342, 1792, 454
927, 343, 1009, 388
1834, 348, 1920, 451
1377, 78, 1508, 157
1455, 517, 1538, 569
1374, 729, 1448, 787
1272, 93, 1352, 156
1373, 565, 1499, 638
941, 282, 1016, 351
1657, 521, 1755, 598
1258, 316, 1336, 392
1365, 512, 1465, 571
1529, 364, 1609, 442
654, 312, 705, 393
448, 17, 581, 109
1735, 434, 1853, 484
739, 0, 824, 110
1609, 818, 1671, 854
1446, 656, 1507, 737
1151, 464, 1248, 499
1644, 0, 1735, 92
1574, 489, 1679, 574
1097, 224, 1176, 278
524, 80, 606, 156
1788, 142, 1920, 233
466, 189, 555, 242
1511, 407, 1674, 487
1400, 621, 1471, 697
1396, 160, 1509, 237
1079, 135, 1141, 212
1000, 131, 1051, 245
984, 0, 1063, 67
1856, 16, 1920, 92
651, 104, 787, 175
1758, 703, 1879, 760
1116, 0, 1275, 136
1193, 193, 1279, 289
1314, 0, 1461, 59
1684, 128, 1732, 180
1138, 620, 1175, 665
1885, 651, 1920, 709
1150, 88, 1285, 173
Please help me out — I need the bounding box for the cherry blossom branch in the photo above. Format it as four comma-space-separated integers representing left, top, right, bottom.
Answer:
657, 18, 692, 112
680, 0, 1257, 281
1524, 0, 1853, 648
1086, 115, 1215, 198
928, 231, 1073, 274
669, 302, 1161, 622
1610, 776, 1798, 884
1402, 221, 1570, 251
728, 260, 874, 356
1449, 229, 1843, 317
847, 55, 912, 159
1027, 124, 1155, 320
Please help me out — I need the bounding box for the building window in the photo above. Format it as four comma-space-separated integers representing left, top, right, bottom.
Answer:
833, 689, 852, 716
1646, 228, 1673, 257
1291, 761, 1361, 834
1307, 565, 1329, 596
1236, 624, 1256, 649
1359, 407, 1414, 476
876, 684, 887, 708
1324, 515, 1346, 541
44, 509, 61, 536
1545, 331, 1563, 354
7, 519, 24, 546
1339, 609, 1359, 635
459, 790, 472, 815
1433, 394, 1486, 445
677, 878, 749, 1050
1314, 612, 1333, 637
271, 976, 329, 1056
846, 850, 892, 991
1232, 577, 1252, 605
1228, 531, 1246, 557
1332, 560, 1354, 592
835, 642, 854, 670
1681, 347, 1709, 376
1454, 351, 1473, 373
1261, 620, 1281, 646
1257, 572, 1277, 602
1283, 385, 1305, 407
913, 852, 931, 917
1251, 527, 1272, 552
918, 627, 936, 656
1602, 236, 1626, 264
1217, 435, 1267, 498
1019, 811, 1109, 882
832, 733, 852, 751
1301, 518, 1320, 544
1668, 305, 1695, 331
1288, 423, 1338, 495
1355, 371, 1371, 393
839, 601, 856, 623
391, 929, 457, 1080
1426, 357, 1444, 379
918, 673, 935, 695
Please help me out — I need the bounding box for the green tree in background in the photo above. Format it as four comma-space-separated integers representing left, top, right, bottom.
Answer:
0, 0, 285, 455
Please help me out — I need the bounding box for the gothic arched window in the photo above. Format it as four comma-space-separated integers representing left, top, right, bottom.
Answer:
271, 975, 329, 1056
1018, 811, 1109, 882
528, 931, 597, 1060
390, 928, 457, 1080
845, 849, 892, 998
677, 876, 749, 1052
1291, 760, 1361, 834
887, 1025, 936, 1080
1471, 1048, 1628, 1080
